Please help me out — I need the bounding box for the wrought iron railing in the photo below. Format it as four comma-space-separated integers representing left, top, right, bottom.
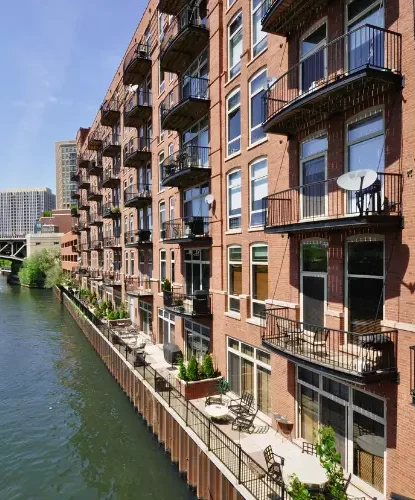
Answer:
102, 203, 121, 218
263, 308, 397, 378
102, 134, 121, 150
87, 186, 102, 199
125, 90, 152, 113
164, 289, 212, 316
125, 277, 152, 293
124, 136, 151, 160
101, 98, 120, 117
103, 166, 121, 184
123, 43, 151, 72
264, 172, 402, 229
160, 7, 208, 56
264, 24, 402, 125
103, 236, 121, 248
78, 175, 90, 186
124, 184, 152, 203
161, 76, 209, 121
162, 216, 210, 241
161, 145, 210, 183
90, 239, 104, 251
89, 212, 102, 225
124, 229, 152, 245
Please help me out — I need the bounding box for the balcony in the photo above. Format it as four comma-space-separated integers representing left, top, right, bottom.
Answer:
77, 154, 90, 170
158, 0, 188, 16
161, 145, 210, 189
163, 289, 212, 318
87, 186, 102, 201
103, 236, 121, 248
102, 203, 121, 219
123, 136, 151, 167
124, 184, 152, 208
162, 216, 211, 244
124, 91, 152, 128
81, 242, 91, 252
102, 134, 121, 158
161, 77, 209, 132
78, 175, 90, 189
124, 229, 152, 248
264, 172, 403, 234
71, 207, 79, 218
123, 44, 151, 86
87, 129, 103, 151
78, 198, 90, 211
78, 221, 90, 232
100, 99, 120, 127
102, 166, 121, 188
71, 190, 80, 200
89, 212, 103, 226
88, 157, 102, 176
89, 269, 103, 280
91, 239, 104, 251
71, 223, 80, 234
125, 277, 153, 297
263, 25, 402, 135
70, 171, 80, 182
102, 271, 122, 287
261, 0, 328, 36
160, 11, 209, 74
263, 308, 398, 384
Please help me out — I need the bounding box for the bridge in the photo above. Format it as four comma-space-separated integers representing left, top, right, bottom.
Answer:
0, 237, 27, 262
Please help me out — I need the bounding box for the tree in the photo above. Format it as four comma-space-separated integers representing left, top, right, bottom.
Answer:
18, 248, 63, 288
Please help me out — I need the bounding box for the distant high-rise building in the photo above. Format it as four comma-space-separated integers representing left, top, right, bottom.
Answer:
55, 140, 77, 209
0, 188, 56, 237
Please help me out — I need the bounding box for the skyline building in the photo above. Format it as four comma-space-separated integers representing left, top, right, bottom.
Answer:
55, 140, 77, 209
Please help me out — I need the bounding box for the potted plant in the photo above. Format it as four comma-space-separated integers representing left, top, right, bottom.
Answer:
162, 278, 173, 306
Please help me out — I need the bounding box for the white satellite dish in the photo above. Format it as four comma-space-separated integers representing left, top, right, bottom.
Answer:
128, 84, 138, 93
205, 194, 215, 205
337, 169, 377, 192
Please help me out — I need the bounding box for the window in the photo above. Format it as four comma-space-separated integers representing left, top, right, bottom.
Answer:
170, 250, 175, 283
130, 251, 135, 276
227, 89, 241, 156
185, 319, 210, 362
227, 169, 241, 230
158, 309, 175, 344
182, 116, 209, 166
169, 196, 175, 221
158, 152, 165, 191
168, 143, 174, 158
228, 246, 242, 314
139, 249, 145, 280
229, 12, 242, 79
300, 20, 327, 93
159, 201, 165, 238
252, 0, 267, 57
160, 249, 167, 282
125, 251, 129, 276
228, 0, 236, 6
249, 70, 267, 145
159, 60, 165, 95
140, 301, 152, 336
148, 249, 153, 278
250, 158, 267, 227
183, 183, 209, 219
184, 248, 210, 295
251, 244, 268, 318
227, 338, 271, 414
159, 106, 164, 143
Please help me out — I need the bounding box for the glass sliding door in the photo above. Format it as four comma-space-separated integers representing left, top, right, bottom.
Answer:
321, 396, 347, 468
300, 21, 327, 93
301, 240, 327, 327
300, 135, 327, 220
299, 384, 319, 443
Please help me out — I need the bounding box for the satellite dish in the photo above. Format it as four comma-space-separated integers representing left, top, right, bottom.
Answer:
205, 194, 215, 205
337, 169, 377, 192
128, 84, 138, 93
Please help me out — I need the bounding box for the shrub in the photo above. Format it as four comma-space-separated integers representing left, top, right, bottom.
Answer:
287, 475, 312, 500
162, 278, 172, 292
201, 354, 216, 379
217, 379, 230, 394
186, 356, 199, 382
178, 357, 188, 381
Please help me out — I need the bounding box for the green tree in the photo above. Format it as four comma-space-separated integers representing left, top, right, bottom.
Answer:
18, 248, 63, 288
186, 356, 199, 382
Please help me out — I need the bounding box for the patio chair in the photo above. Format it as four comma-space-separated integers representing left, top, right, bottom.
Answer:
343, 473, 352, 493
228, 391, 254, 416
302, 441, 317, 456
263, 445, 285, 485
231, 409, 258, 434
298, 327, 329, 356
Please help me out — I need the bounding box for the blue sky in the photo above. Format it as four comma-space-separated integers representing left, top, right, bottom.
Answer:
0, 0, 148, 192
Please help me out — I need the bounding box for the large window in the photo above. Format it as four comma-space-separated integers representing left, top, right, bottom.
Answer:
251, 244, 268, 318
300, 134, 327, 219
229, 12, 242, 79
158, 309, 175, 344
182, 116, 209, 166
227, 89, 241, 156
159, 201, 165, 238
130, 251, 135, 276
297, 366, 386, 493
252, 0, 267, 57
250, 158, 267, 227
185, 319, 210, 362
227, 338, 271, 414
139, 301, 152, 336
158, 152, 165, 191
300, 20, 327, 93
183, 183, 209, 218
249, 70, 267, 145
228, 246, 242, 314
160, 249, 167, 282
170, 250, 175, 283
227, 169, 241, 230
184, 248, 210, 295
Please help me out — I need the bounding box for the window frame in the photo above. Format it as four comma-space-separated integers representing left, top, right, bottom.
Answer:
250, 243, 268, 319
228, 11, 243, 79
249, 157, 268, 228
159, 201, 165, 239
251, 0, 267, 58
249, 69, 268, 146
226, 88, 241, 157
227, 168, 242, 230
228, 245, 242, 315
160, 248, 167, 282
158, 152, 165, 191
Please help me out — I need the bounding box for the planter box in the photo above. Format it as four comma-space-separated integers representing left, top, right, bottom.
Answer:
107, 318, 131, 327
177, 376, 222, 400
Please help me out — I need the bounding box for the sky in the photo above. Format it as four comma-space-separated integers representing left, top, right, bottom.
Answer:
0, 0, 149, 193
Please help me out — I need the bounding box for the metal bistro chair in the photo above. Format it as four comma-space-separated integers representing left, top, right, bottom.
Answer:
298, 327, 329, 357
302, 441, 318, 456
232, 409, 258, 434
228, 391, 254, 416
263, 445, 285, 485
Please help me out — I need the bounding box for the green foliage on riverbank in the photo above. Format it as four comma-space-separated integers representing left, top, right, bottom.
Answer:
0, 258, 11, 270
18, 248, 63, 288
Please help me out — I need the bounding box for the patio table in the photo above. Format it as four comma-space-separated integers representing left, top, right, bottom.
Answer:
205, 403, 229, 421
281, 449, 327, 488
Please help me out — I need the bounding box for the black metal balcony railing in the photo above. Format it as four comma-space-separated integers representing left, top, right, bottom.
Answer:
102, 134, 121, 157
160, 9, 209, 74
125, 277, 152, 295
71, 190, 80, 200
265, 172, 403, 233
89, 212, 103, 225
124, 91, 152, 128
102, 203, 121, 219
78, 175, 90, 189
164, 290, 212, 317
87, 129, 103, 151
70, 171, 80, 182
123, 43, 151, 86
103, 236, 121, 248
78, 197, 90, 211
264, 24, 402, 135
71, 223, 80, 234
102, 270, 122, 285
161, 145, 210, 188
263, 308, 398, 383
124, 229, 152, 246
78, 221, 90, 232
123, 136, 151, 167
162, 216, 211, 243
102, 167, 121, 188
87, 186, 102, 201
158, 0, 188, 16
100, 99, 120, 127
91, 239, 104, 251
124, 184, 152, 208
161, 77, 209, 132
77, 154, 89, 169
71, 207, 79, 218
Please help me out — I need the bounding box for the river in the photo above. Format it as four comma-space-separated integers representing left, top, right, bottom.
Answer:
0, 277, 195, 500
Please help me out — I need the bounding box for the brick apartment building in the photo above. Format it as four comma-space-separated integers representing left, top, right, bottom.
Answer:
69, 0, 415, 497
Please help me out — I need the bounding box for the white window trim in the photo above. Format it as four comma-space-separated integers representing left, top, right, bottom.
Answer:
249, 68, 268, 146
228, 245, 242, 316
228, 11, 243, 79
299, 18, 328, 93
345, 0, 383, 28
251, 0, 267, 58
250, 243, 268, 318
227, 168, 242, 230
226, 87, 241, 158
160, 248, 167, 283
184, 319, 211, 362
249, 156, 268, 228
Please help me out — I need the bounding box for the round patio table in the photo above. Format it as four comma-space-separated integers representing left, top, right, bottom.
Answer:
205, 403, 229, 421
282, 452, 327, 489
